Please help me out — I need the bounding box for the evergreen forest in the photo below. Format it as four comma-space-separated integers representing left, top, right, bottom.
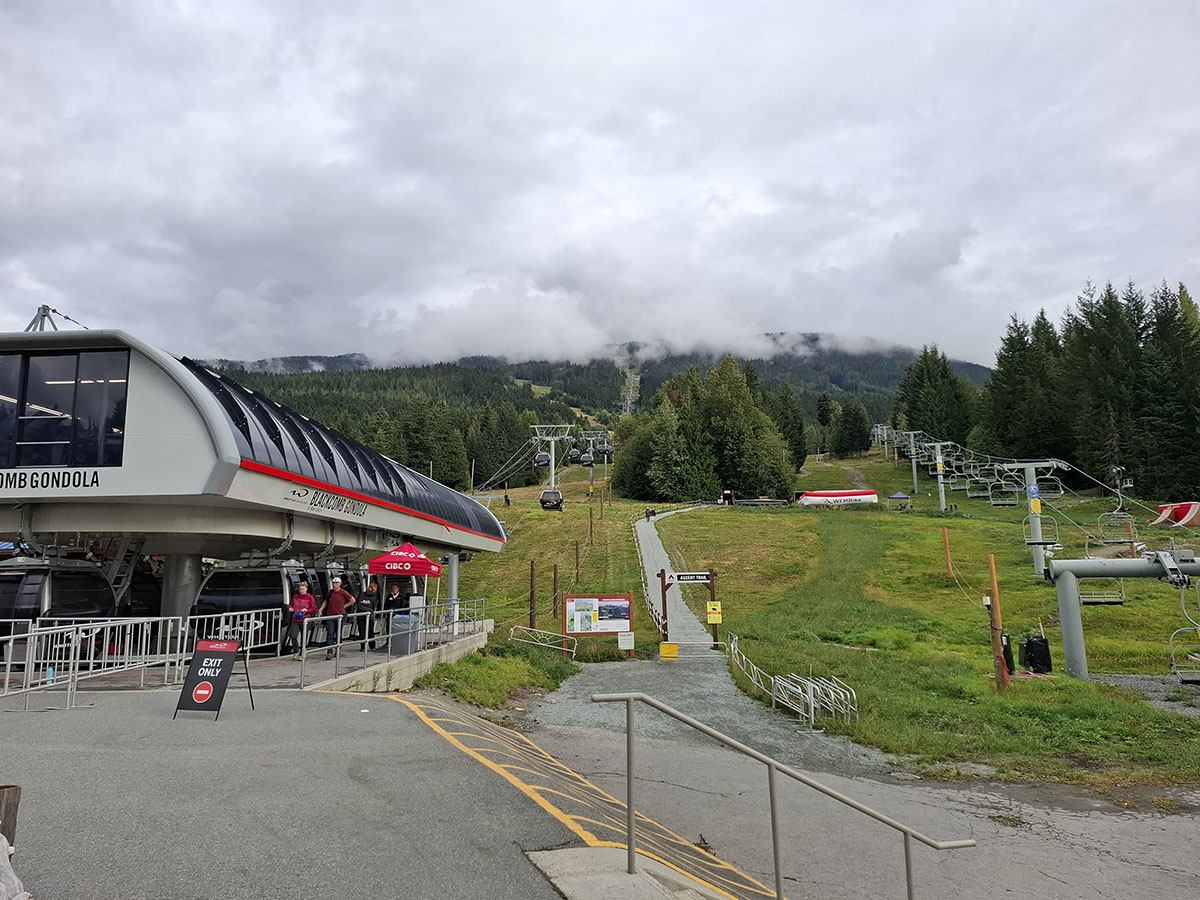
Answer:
219, 277, 1197, 504
890, 280, 1200, 498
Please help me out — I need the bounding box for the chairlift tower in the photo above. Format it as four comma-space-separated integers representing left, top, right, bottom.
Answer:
991, 459, 1064, 576
900, 431, 921, 495
581, 429, 611, 487
530, 425, 574, 491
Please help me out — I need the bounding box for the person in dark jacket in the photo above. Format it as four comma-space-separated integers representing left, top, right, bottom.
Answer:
352, 580, 379, 650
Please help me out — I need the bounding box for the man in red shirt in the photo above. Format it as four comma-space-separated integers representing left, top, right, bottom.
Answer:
319, 576, 355, 660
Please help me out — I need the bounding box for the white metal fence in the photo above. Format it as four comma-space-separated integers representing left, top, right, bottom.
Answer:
727, 633, 859, 727
2, 596, 489, 699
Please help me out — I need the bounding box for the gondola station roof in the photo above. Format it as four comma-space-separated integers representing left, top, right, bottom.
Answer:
0, 329, 505, 560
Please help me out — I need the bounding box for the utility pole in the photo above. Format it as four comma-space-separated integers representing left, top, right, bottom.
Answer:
529, 560, 537, 628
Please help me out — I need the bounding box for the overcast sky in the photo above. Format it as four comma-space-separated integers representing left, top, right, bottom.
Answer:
2, 2, 1197, 367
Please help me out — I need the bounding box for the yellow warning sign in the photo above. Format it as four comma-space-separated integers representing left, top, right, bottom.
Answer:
706, 601, 722, 624
660, 642, 679, 660
1030, 498, 1043, 515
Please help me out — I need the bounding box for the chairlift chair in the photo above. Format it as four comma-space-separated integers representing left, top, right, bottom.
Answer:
567, 448, 581, 464
533, 451, 551, 468
1168, 628, 1200, 684
1077, 577, 1126, 606
966, 479, 991, 500
579, 452, 594, 467
987, 481, 1020, 507
1035, 476, 1065, 500
539, 489, 564, 511
1098, 509, 1138, 545
1022, 515, 1060, 546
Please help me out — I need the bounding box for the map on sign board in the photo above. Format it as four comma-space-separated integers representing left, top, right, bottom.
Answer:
563, 594, 632, 635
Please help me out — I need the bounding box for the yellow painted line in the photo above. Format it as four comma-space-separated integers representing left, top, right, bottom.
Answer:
389, 694, 775, 900
390, 695, 605, 845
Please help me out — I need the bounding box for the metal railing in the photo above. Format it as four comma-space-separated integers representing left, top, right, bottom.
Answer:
592, 692, 975, 900
3, 617, 184, 708
186, 608, 285, 655
728, 633, 859, 726
510, 625, 577, 658
2, 598, 490, 698
293, 598, 486, 687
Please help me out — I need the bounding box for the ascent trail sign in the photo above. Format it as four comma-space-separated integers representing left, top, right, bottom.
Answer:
674, 572, 711, 583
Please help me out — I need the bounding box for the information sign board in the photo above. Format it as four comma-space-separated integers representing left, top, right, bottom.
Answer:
563, 594, 632, 635
617, 631, 635, 651
706, 601, 723, 624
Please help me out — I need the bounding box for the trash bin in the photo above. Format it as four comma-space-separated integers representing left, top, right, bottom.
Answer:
0, 784, 20, 847
390, 614, 420, 656
1019, 635, 1052, 673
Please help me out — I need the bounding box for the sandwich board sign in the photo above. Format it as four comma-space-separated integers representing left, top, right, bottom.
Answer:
174, 640, 253, 721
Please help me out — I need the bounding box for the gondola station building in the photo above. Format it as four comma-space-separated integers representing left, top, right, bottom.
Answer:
0, 328, 505, 617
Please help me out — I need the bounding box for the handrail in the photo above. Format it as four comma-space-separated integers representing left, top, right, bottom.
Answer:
510, 625, 577, 658
592, 691, 975, 900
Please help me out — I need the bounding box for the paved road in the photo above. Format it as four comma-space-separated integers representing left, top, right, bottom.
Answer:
1, 689, 572, 900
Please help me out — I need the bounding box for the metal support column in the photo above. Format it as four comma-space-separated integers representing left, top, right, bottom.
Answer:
1053, 569, 1087, 679
162, 554, 204, 619
446, 551, 460, 635
935, 444, 947, 513
1025, 464, 1046, 576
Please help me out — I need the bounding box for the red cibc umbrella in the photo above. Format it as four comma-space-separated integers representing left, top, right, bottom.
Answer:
367, 542, 443, 577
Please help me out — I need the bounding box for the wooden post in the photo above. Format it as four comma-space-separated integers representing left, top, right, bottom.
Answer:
552, 564, 559, 618
658, 568, 669, 638
708, 568, 719, 649
942, 527, 953, 577
589, 506, 594, 545
1126, 520, 1138, 558
987, 554, 1010, 691
529, 560, 537, 629
0, 784, 20, 847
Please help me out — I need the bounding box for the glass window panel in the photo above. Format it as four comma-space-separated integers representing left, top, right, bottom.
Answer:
0, 354, 20, 468
71, 351, 129, 467
17, 355, 76, 466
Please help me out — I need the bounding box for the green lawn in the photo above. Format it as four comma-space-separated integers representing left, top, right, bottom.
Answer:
658, 450, 1200, 783
448, 448, 1200, 784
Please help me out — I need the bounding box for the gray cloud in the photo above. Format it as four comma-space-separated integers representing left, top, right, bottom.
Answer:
2, 1, 1197, 367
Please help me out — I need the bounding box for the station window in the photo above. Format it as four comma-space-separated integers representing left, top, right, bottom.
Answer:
0, 350, 130, 468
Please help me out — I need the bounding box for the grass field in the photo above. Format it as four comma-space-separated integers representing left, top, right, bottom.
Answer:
659, 449, 1200, 783
447, 449, 1200, 784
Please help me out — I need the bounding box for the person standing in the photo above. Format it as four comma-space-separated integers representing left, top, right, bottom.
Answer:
286, 582, 318, 659
319, 576, 354, 659
384, 581, 403, 611
352, 580, 379, 650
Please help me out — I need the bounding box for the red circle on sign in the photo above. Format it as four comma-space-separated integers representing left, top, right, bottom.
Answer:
193, 681, 214, 703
